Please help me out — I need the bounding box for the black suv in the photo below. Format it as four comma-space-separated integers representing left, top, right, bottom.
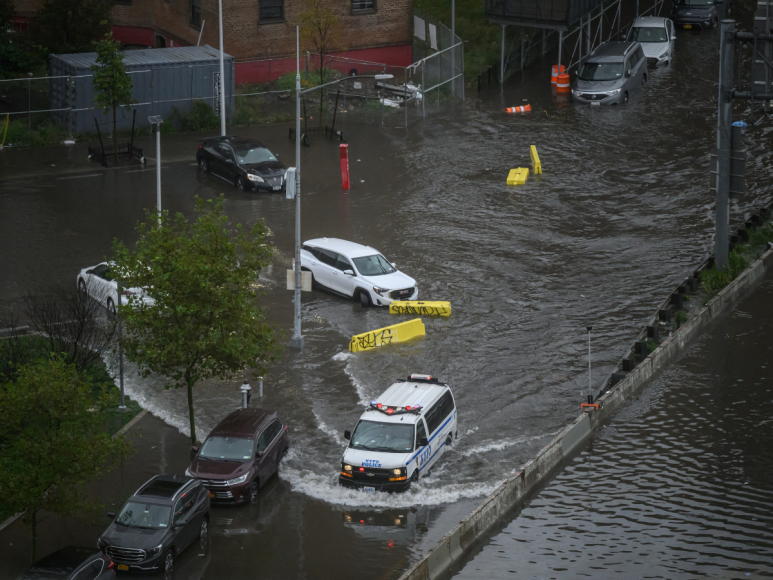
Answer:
671, 0, 729, 30
98, 475, 210, 575
196, 136, 287, 192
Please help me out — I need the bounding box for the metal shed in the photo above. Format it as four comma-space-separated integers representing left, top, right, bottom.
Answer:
485, 0, 606, 30
49, 46, 235, 134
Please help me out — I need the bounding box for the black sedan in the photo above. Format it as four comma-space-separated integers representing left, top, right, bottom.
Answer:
196, 136, 287, 192
15, 546, 114, 579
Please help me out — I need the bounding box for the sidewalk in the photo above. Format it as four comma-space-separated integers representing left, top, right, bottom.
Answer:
0, 412, 191, 580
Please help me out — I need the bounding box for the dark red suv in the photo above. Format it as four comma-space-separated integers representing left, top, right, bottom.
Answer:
186, 408, 289, 504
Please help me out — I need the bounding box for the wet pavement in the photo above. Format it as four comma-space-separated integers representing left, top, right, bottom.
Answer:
2, 0, 773, 577
452, 265, 773, 580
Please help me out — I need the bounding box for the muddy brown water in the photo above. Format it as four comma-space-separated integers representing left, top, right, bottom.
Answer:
1, 2, 772, 576
452, 267, 773, 580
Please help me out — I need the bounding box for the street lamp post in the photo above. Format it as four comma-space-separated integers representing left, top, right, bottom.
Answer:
148, 115, 163, 226
288, 61, 393, 350
218, 0, 226, 135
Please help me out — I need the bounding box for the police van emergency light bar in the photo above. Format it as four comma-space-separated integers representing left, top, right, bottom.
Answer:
369, 401, 423, 415
396, 374, 443, 384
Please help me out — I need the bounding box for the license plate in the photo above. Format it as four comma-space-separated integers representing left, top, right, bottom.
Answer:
591, 102, 601, 106
363, 486, 375, 492
118, 565, 129, 571
209, 492, 215, 498
684, 24, 692, 29
273, 185, 281, 191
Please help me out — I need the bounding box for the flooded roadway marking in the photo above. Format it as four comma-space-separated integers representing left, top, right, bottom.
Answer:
56, 173, 103, 180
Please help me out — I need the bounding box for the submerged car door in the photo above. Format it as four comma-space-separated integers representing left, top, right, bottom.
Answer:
89, 264, 111, 305
331, 254, 356, 297
255, 421, 281, 484
423, 391, 456, 472
219, 144, 238, 181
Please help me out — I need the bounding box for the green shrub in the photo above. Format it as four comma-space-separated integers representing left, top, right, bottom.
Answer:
674, 310, 688, 328
646, 339, 658, 353
165, 100, 219, 132
699, 250, 749, 295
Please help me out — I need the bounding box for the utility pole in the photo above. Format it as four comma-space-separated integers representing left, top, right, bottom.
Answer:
451, 0, 455, 97
116, 281, 127, 412
715, 19, 735, 271
291, 27, 304, 350
148, 115, 163, 227
218, 0, 226, 135
587, 326, 593, 404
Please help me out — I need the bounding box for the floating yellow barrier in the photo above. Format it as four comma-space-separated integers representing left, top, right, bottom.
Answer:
507, 168, 529, 185
530, 145, 542, 174
349, 318, 426, 352
389, 301, 451, 317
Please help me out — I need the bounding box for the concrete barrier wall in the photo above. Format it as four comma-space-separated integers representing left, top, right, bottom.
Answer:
398, 246, 773, 580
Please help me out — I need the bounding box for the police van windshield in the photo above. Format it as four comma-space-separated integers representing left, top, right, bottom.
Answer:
350, 420, 414, 453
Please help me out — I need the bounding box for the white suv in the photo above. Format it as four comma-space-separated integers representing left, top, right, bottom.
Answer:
300, 238, 417, 307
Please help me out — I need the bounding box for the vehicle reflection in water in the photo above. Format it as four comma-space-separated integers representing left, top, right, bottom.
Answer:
210, 477, 289, 537
341, 505, 432, 547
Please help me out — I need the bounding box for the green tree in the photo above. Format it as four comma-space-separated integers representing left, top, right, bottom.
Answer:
111, 196, 280, 445
91, 32, 136, 165
300, 0, 341, 125
0, 357, 131, 562
32, 0, 112, 54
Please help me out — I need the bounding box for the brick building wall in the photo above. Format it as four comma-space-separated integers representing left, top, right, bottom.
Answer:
11, 0, 413, 82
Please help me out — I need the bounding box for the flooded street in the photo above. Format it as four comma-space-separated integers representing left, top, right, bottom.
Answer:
452, 267, 773, 579
2, 0, 773, 576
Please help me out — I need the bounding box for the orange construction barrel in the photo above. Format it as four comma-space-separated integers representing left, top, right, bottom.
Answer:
551, 64, 566, 85
556, 72, 570, 93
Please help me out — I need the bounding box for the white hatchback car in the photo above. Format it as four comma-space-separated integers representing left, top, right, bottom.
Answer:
300, 238, 417, 307
627, 16, 675, 66
77, 262, 153, 314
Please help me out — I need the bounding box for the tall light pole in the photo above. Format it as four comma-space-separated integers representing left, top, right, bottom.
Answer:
218, 0, 226, 135
290, 27, 303, 349
148, 115, 163, 226
288, 63, 393, 350
451, 0, 455, 97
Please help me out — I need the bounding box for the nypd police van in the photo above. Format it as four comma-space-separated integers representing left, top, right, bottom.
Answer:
339, 374, 457, 492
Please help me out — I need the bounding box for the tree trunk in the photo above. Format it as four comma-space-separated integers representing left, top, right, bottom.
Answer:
185, 372, 196, 446
112, 105, 118, 166
31, 509, 37, 563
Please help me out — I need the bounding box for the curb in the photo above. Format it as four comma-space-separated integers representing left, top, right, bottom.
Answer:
398, 246, 773, 580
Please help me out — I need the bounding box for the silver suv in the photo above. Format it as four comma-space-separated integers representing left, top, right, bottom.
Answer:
571, 41, 648, 106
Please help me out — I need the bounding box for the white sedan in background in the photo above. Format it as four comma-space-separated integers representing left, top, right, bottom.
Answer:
300, 238, 417, 307
77, 262, 153, 314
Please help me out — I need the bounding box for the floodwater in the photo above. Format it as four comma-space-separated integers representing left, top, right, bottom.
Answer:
1, 0, 772, 576
453, 267, 773, 580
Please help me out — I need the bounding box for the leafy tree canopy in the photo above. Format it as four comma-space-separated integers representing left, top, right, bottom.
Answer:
112, 196, 280, 444
0, 357, 131, 561
32, 0, 112, 54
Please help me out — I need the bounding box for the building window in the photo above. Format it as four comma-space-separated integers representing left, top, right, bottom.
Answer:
191, 0, 201, 26
259, 0, 284, 22
352, 0, 376, 12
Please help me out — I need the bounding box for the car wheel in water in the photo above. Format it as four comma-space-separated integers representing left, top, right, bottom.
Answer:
107, 298, 116, 317
623, 91, 629, 104
280, 448, 288, 463
163, 551, 174, 574
237, 177, 248, 191
641, 74, 647, 85
199, 157, 209, 173
78, 279, 87, 297
359, 291, 371, 308
446, 433, 453, 447
249, 480, 259, 503
199, 517, 208, 539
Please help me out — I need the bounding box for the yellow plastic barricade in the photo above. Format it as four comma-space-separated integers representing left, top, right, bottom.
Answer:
349, 318, 426, 352
507, 168, 529, 185
530, 145, 542, 174
389, 301, 451, 317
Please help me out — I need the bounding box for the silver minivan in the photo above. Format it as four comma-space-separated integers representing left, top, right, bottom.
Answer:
627, 16, 675, 65
571, 41, 647, 106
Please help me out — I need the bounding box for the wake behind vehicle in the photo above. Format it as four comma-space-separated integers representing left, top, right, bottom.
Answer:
671, 0, 729, 30
301, 238, 417, 307
197, 136, 287, 192
186, 408, 289, 505
571, 41, 647, 105
98, 475, 210, 574
340, 374, 457, 492
627, 17, 675, 65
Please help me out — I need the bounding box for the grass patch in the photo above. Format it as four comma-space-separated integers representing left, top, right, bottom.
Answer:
699, 221, 773, 295
673, 310, 688, 328
646, 339, 658, 353
2, 118, 70, 147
